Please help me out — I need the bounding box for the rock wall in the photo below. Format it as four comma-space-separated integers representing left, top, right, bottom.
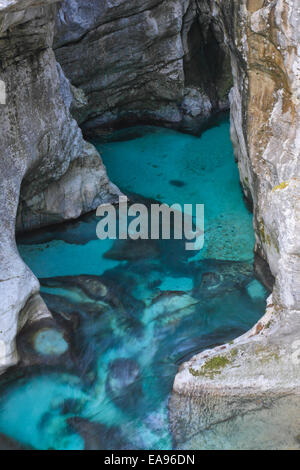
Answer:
0, 0, 120, 373
54, 0, 232, 135
171, 0, 300, 447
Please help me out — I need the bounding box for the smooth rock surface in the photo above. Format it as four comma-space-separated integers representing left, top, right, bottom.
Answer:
54, 0, 232, 133
0, 0, 120, 373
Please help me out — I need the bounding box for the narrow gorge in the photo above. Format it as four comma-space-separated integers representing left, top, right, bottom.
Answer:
0, 0, 299, 450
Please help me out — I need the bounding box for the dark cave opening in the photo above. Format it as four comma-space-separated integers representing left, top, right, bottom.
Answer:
184, 17, 233, 111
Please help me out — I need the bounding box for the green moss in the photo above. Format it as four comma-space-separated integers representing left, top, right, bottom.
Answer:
259, 219, 266, 244
243, 177, 249, 189
189, 367, 201, 377
259, 220, 278, 250
272, 181, 289, 192
189, 349, 238, 379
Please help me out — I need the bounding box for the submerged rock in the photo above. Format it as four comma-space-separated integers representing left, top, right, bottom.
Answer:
70, 276, 108, 300
106, 358, 142, 410
0, 433, 33, 451
192, 260, 254, 298
104, 239, 160, 262
67, 417, 129, 450
246, 280, 267, 302
169, 180, 186, 188
197, 272, 223, 290
33, 329, 68, 357
16, 318, 73, 369
41, 275, 109, 302
41, 273, 144, 320
144, 292, 199, 328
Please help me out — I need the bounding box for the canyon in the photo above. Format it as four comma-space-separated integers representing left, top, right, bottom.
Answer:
0, 0, 299, 448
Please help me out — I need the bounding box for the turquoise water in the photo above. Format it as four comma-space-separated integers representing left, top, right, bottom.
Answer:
95, 124, 254, 261
0, 121, 267, 450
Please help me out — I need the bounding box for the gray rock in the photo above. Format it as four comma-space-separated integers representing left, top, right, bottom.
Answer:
0, 0, 120, 373
54, 0, 231, 132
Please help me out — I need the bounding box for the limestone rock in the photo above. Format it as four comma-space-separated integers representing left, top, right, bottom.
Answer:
0, 0, 120, 372
54, 0, 232, 133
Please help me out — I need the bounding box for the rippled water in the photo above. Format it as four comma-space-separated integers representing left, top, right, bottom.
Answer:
0, 120, 268, 450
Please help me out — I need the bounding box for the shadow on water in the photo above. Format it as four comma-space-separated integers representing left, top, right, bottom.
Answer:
0, 121, 268, 450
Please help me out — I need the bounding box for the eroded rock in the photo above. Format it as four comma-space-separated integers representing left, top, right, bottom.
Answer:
0, 0, 120, 373
54, 0, 232, 134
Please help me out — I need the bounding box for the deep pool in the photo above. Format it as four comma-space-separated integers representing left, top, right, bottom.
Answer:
0, 119, 267, 450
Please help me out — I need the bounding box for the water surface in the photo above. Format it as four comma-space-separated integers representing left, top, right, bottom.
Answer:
0, 120, 267, 450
